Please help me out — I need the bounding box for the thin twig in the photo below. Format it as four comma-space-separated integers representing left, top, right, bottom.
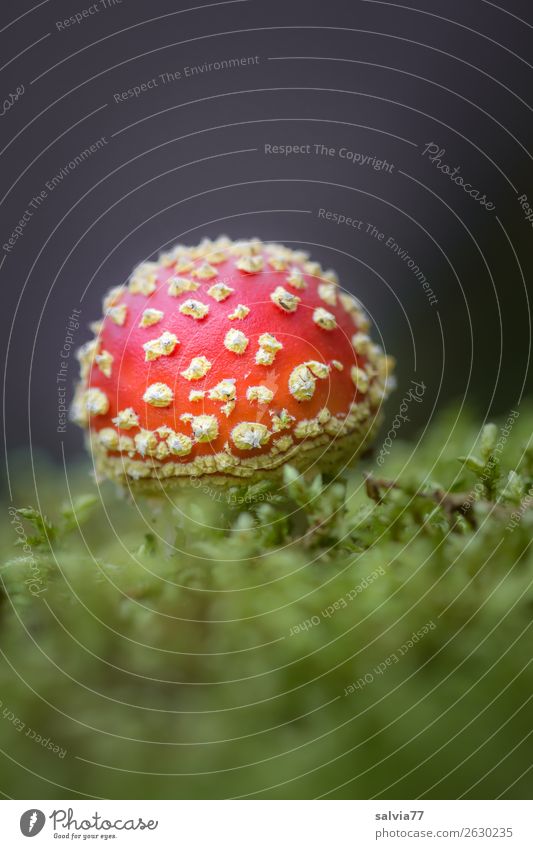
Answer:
364, 474, 512, 530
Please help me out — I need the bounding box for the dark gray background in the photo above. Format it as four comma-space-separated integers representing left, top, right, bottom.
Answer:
1, 0, 532, 467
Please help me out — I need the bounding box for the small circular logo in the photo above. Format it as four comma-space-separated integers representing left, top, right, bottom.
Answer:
20, 810, 46, 837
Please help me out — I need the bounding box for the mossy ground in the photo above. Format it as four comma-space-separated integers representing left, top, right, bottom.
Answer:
0, 406, 532, 799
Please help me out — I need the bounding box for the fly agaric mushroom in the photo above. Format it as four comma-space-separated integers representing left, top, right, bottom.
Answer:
71, 237, 395, 486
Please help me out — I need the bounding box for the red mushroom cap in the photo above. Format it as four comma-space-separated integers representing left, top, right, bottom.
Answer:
71, 237, 395, 485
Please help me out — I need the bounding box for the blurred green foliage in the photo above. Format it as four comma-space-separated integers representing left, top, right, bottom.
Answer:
0, 406, 532, 799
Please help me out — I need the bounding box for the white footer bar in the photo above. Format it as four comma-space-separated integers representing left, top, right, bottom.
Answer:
1, 799, 531, 848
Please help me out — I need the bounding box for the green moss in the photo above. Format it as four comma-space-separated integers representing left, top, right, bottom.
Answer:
0, 407, 532, 799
